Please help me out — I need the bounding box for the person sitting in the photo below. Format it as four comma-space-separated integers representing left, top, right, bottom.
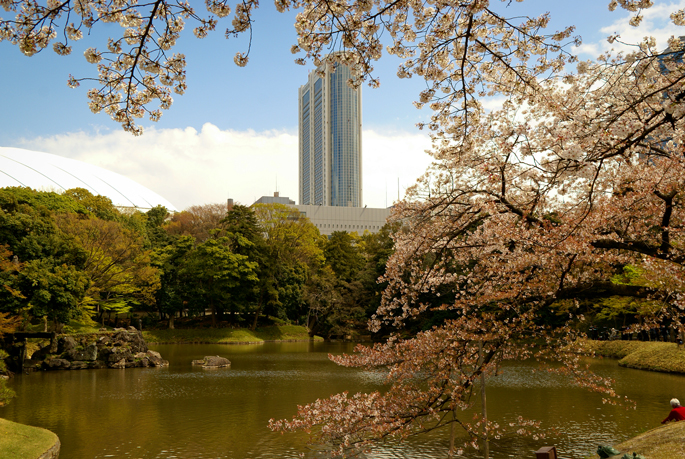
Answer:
661, 398, 685, 424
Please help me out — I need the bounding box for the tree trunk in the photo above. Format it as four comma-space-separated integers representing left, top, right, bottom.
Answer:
211, 302, 217, 328
448, 410, 456, 457
307, 314, 319, 338
251, 290, 265, 331
168, 313, 175, 329
479, 340, 489, 459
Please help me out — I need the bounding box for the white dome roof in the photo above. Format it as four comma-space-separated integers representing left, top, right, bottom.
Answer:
0, 147, 177, 211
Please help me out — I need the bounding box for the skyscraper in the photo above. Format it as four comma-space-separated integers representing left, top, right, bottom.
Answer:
298, 58, 362, 207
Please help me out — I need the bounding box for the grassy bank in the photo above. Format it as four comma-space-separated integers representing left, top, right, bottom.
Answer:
0, 417, 58, 459
142, 324, 322, 344
588, 421, 685, 459
578, 339, 685, 373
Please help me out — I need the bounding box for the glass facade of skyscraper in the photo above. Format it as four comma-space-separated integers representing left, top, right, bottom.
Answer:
299, 58, 362, 207
301, 90, 311, 205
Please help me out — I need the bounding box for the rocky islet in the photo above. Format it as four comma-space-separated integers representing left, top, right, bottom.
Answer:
21, 328, 169, 371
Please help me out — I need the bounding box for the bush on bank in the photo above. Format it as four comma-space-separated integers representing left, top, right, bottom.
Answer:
578, 339, 685, 374
142, 324, 321, 344
0, 349, 14, 406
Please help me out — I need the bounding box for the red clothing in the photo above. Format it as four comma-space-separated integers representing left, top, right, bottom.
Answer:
661, 406, 685, 423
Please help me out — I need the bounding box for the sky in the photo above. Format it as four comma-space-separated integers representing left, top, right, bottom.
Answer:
1, 0, 684, 210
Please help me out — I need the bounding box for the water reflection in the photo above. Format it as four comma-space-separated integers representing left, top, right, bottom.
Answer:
0, 342, 682, 459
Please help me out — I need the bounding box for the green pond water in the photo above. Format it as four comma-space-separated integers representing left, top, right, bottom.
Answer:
1, 341, 683, 459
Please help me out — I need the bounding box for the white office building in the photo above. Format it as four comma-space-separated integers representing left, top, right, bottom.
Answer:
253, 193, 391, 237
298, 57, 362, 207
294, 204, 390, 237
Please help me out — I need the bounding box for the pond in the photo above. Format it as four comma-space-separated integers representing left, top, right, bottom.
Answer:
1, 341, 683, 458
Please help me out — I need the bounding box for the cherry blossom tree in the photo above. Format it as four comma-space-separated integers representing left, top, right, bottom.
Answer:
269, 2, 685, 458
269, 47, 684, 459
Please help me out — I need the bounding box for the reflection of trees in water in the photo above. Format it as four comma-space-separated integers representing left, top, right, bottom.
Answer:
1, 344, 682, 458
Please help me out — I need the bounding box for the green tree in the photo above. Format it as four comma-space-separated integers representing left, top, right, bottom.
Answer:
223, 205, 269, 329
0, 188, 91, 328
62, 188, 119, 221
0, 244, 23, 335
253, 203, 325, 325
0, 345, 14, 406
304, 231, 367, 338
0, 245, 20, 406
0, 187, 161, 329
357, 223, 397, 317
0, 187, 86, 216
18, 259, 89, 327
144, 205, 172, 249
303, 265, 344, 338
55, 213, 160, 326
0, 244, 24, 318
306, 226, 399, 339
324, 231, 364, 282
182, 237, 258, 327
152, 235, 195, 329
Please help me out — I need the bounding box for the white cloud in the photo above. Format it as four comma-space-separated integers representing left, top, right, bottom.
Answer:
577, 1, 685, 57
16, 123, 433, 211
480, 97, 508, 112
363, 130, 433, 207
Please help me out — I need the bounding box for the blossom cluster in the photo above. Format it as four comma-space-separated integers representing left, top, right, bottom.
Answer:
0, 0, 244, 134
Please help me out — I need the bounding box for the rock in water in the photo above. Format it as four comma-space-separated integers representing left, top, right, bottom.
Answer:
45, 358, 71, 370
146, 350, 169, 367
25, 331, 167, 371
192, 355, 231, 368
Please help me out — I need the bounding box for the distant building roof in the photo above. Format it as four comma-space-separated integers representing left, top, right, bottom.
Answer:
253, 192, 391, 236
0, 147, 177, 211
254, 192, 296, 206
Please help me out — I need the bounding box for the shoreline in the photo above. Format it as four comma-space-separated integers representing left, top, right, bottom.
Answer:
588, 421, 685, 459
577, 339, 685, 374
147, 338, 324, 345
141, 324, 327, 345
0, 417, 60, 459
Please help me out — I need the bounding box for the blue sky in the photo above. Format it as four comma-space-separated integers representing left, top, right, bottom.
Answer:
1, 0, 684, 209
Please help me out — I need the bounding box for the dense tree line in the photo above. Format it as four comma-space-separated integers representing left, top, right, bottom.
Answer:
0, 185, 668, 341
0, 187, 394, 338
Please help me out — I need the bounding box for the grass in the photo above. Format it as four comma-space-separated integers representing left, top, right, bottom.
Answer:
0, 417, 58, 459
142, 324, 322, 344
576, 339, 685, 374
587, 421, 685, 459
23, 319, 113, 335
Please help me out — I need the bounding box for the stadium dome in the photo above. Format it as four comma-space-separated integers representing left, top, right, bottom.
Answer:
0, 147, 177, 211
